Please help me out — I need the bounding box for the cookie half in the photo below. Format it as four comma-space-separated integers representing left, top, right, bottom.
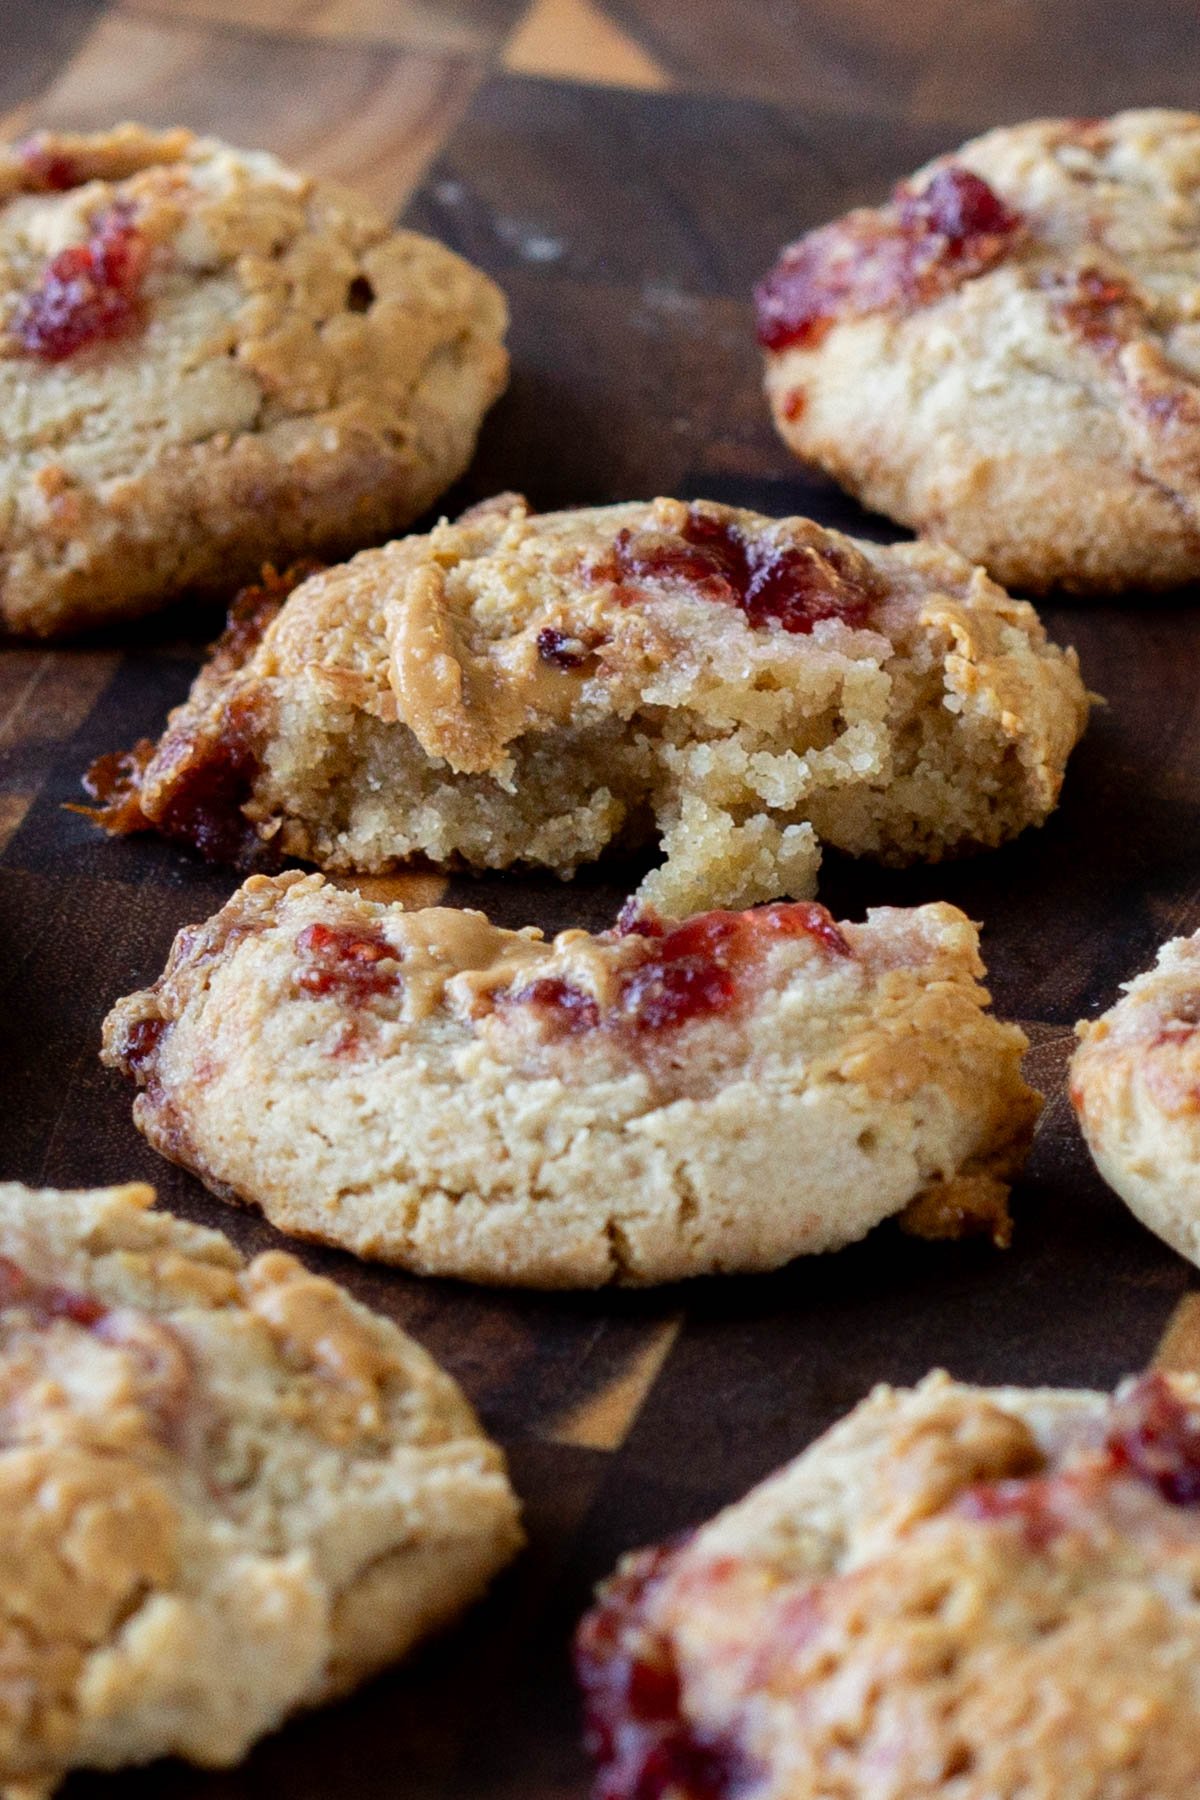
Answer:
757, 109, 1200, 594
0, 125, 507, 636
81, 494, 1088, 915
0, 1179, 521, 1792
101, 871, 1039, 1287
1071, 929, 1200, 1264
578, 1369, 1200, 1799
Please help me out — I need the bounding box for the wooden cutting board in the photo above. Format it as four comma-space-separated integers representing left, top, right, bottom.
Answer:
3, 4, 1200, 1795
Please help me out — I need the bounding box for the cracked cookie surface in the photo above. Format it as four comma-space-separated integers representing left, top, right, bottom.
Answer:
1072, 928, 1200, 1266
0, 124, 507, 636
578, 1370, 1200, 1800
102, 871, 1038, 1287
758, 109, 1200, 594
0, 1179, 521, 1793
83, 493, 1088, 915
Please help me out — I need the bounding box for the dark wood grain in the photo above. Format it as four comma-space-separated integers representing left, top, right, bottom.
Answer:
1, 8, 1199, 1798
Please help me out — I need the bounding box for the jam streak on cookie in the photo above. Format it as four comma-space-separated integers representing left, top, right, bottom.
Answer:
294, 922, 401, 1001
79, 566, 319, 862
959, 1374, 1200, 1549
111, 1014, 170, 1078
142, 694, 268, 865
0, 1257, 195, 1450
537, 626, 600, 669
1044, 265, 1142, 361
1107, 1372, 1200, 1504
0, 1256, 109, 1328
80, 706, 273, 863
11, 202, 150, 360
17, 138, 82, 192
505, 902, 851, 1040
755, 164, 1022, 352
576, 1544, 752, 1800
601, 506, 875, 634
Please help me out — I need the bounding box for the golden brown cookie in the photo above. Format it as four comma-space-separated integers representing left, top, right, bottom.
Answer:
758, 109, 1200, 594
82, 493, 1088, 914
578, 1370, 1200, 1799
101, 871, 1039, 1287
0, 1179, 521, 1792
0, 125, 507, 636
1072, 928, 1200, 1264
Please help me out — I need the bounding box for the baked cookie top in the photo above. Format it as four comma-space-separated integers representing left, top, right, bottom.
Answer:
578, 1369, 1200, 1800
0, 124, 508, 636
757, 109, 1200, 594
82, 493, 1088, 914
101, 871, 1038, 1286
0, 1179, 521, 1792
1071, 929, 1200, 1266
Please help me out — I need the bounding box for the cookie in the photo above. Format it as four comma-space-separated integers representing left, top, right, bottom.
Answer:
0, 124, 508, 637
577, 1369, 1200, 1799
1071, 929, 1200, 1265
80, 493, 1088, 916
757, 109, 1200, 595
0, 1179, 521, 1792
101, 871, 1038, 1288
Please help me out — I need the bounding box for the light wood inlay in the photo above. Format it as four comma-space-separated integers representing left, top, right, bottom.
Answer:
122, 0, 503, 55
504, 0, 671, 90
548, 1316, 682, 1449
0, 651, 118, 853
1, 11, 482, 216
1153, 1293, 1200, 1375
1011, 1021, 1079, 1138
0, 793, 33, 856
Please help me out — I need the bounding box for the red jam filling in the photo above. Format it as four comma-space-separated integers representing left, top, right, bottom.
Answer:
210, 562, 323, 677
755, 164, 1021, 353
959, 1374, 1200, 1551
152, 699, 269, 867
537, 626, 599, 669
1047, 265, 1139, 360
956, 1476, 1076, 1551
1149, 992, 1200, 1047
0, 1256, 108, 1329
114, 1014, 169, 1076
294, 921, 400, 1002
601, 506, 875, 635
17, 140, 82, 192
84, 717, 265, 866
79, 565, 318, 865
575, 1545, 751, 1800
505, 976, 601, 1034
1106, 1372, 1200, 1505
12, 202, 150, 361
506, 902, 850, 1040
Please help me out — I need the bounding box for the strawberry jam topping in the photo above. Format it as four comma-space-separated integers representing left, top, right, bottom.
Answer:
294, 922, 400, 1002
957, 1375, 1200, 1553
0, 1257, 109, 1329
506, 902, 850, 1040
1106, 1372, 1200, 1505
603, 507, 875, 634
80, 567, 318, 866
17, 139, 82, 192
755, 164, 1021, 352
956, 1475, 1079, 1551
1045, 265, 1141, 361
112, 1014, 169, 1076
537, 626, 599, 669
12, 202, 149, 360
576, 1545, 752, 1800
505, 976, 601, 1034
